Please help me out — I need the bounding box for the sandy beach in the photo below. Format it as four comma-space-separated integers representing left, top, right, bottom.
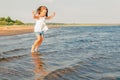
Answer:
0, 25, 34, 36
0, 25, 61, 36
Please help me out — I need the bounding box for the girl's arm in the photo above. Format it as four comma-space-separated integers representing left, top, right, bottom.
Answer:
32, 10, 40, 19
46, 12, 56, 20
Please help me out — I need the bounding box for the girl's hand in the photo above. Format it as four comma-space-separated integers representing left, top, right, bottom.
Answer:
32, 10, 36, 15
32, 10, 39, 19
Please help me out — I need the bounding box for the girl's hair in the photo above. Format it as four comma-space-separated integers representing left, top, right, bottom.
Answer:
37, 6, 48, 17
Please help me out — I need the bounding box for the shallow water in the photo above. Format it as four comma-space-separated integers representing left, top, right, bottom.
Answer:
0, 26, 120, 80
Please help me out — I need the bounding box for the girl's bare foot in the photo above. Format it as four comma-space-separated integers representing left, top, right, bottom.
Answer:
35, 48, 39, 52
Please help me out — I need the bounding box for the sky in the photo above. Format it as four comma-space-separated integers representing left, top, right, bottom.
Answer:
0, 0, 120, 23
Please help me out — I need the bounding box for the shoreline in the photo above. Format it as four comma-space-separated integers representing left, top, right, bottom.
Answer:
0, 25, 63, 36
0, 24, 120, 36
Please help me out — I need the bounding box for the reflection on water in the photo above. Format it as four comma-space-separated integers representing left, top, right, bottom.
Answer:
31, 52, 48, 80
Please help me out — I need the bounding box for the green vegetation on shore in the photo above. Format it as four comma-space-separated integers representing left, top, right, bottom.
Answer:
0, 16, 24, 25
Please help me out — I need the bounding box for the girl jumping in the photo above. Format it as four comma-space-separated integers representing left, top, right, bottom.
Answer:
31, 6, 55, 52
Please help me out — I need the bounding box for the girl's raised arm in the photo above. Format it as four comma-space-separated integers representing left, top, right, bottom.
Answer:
32, 10, 40, 19
46, 12, 56, 20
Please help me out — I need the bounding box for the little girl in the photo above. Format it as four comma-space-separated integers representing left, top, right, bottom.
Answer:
31, 6, 55, 52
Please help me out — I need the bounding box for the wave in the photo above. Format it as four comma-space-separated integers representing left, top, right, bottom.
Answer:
0, 48, 30, 62
0, 54, 27, 62
44, 63, 120, 80
2, 48, 27, 54
44, 54, 120, 80
2, 48, 25, 54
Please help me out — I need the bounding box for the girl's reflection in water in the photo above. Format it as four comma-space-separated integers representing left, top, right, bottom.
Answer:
31, 52, 48, 80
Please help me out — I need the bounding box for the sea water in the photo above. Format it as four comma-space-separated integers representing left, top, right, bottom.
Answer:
0, 26, 120, 80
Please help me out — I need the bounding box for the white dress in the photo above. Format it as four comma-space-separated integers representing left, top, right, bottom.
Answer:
34, 17, 48, 33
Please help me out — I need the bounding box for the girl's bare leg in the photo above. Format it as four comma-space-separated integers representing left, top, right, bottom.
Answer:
31, 35, 41, 52
35, 35, 44, 52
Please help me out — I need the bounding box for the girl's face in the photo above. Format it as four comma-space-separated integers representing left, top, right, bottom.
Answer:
40, 7, 47, 16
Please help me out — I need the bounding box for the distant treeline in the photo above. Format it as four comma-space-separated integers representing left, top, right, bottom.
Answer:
0, 16, 24, 25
